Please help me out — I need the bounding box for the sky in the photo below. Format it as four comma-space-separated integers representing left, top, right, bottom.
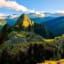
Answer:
0, 0, 64, 15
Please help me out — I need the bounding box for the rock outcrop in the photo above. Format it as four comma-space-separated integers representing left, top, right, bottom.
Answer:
16, 14, 34, 31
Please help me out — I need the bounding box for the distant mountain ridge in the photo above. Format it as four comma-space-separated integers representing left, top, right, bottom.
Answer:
1, 13, 64, 38
15, 14, 56, 38
15, 13, 64, 38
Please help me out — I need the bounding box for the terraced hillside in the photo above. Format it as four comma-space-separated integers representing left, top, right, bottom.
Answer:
0, 14, 64, 64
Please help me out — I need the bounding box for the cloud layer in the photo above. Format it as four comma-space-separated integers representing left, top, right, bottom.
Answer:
0, 0, 46, 17
0, 0, 29, 12
0, 0, 45, 14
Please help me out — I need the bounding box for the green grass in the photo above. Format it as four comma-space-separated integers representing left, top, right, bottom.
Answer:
0, 30, 64, 64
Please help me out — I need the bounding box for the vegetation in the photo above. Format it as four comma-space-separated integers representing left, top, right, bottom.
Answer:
0, 30, 64, 64
0, 14, 64, 64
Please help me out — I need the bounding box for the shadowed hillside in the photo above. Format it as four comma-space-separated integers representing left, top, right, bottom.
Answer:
15, 14, 34, 31
15, 14, 54, 38
0, 14, 64, 64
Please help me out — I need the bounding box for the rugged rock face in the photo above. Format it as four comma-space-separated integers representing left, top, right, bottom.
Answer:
15, 14, 54, 38
15, 14, 34, 31
21, 14, 33, 28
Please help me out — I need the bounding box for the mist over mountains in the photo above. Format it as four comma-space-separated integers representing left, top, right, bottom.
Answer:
0, 12, 64, 38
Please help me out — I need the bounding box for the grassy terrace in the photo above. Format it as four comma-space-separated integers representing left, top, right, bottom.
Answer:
0, 17, 64, 63
0, 30, 64, 64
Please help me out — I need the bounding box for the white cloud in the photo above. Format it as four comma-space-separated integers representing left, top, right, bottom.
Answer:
0, 0, 46, 17
0, 0, 29, 12
0, 13, 20, 19
0, 13, 6, 16
0, 13, 9, 16
0, 13, 7, 19
0, 0, 46, 14
56, 10, 64, 13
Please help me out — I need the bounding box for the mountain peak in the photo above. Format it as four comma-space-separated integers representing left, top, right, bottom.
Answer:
16, 14, 34, 29
22, 14, 32, 28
